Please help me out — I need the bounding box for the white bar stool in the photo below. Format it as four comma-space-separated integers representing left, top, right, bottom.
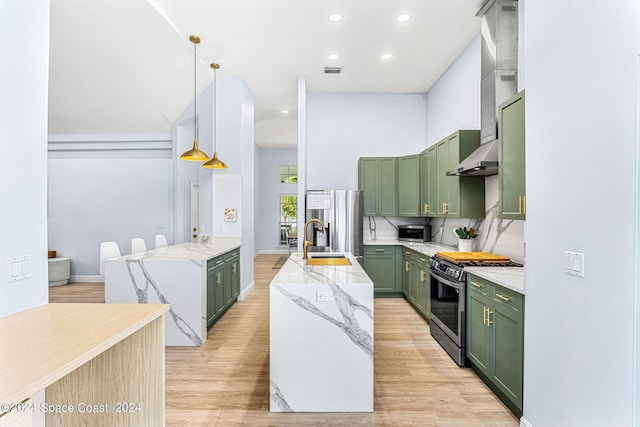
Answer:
154, 234, 168, 248
131, 238, 147, 254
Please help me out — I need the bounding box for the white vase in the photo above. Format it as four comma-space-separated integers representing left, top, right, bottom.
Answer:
458, 239, 474, 252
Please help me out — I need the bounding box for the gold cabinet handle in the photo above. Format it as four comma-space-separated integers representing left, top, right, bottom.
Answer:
496, 293, 511, 302
423, 203, 430, 214
470, 281, 483, 288
487, 310, 493, 327
518, 195, 527, 215
374, 248, 385, 252
444, 202, 449, 214
420, 270, 426, 281
419, 258, 428, 262
483, 306, 488, 326
518, 196, 523, 214
216, 272, 222, 284
405, 261, 410, 272
232, 264, 236, 274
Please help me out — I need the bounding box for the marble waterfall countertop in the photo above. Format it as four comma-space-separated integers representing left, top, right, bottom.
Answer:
105, 237, 241, 347
114, 237, 241, 262
271, 252, 373, 285
269, 252, 373, 412
365, 238, 525, 294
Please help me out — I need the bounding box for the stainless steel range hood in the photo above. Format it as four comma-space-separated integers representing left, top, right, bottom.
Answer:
446, 139, 498, 176
447, 0, 518, 177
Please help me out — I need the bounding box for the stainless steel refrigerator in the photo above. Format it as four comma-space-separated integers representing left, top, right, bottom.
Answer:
305, 190, 363, 264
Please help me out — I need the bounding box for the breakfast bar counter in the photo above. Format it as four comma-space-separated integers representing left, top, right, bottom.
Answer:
105, 237, 240, 346
269, 252, 374, 412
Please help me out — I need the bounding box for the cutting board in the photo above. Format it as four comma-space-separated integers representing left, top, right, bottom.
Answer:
436, 251, 511, 263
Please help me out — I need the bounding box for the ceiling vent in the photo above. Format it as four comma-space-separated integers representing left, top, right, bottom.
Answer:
324, 66, 342, 74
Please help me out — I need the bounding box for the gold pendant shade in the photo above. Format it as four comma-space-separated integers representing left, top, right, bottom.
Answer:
180, 139, 210, 161
202, 151, 227, 169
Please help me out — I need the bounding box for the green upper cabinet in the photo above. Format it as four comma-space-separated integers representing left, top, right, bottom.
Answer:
398, 155, 421, 216
358, 157, 397, 216
499, 90, 526, 220
419, 146, 438, 216
435, 130, 485, 218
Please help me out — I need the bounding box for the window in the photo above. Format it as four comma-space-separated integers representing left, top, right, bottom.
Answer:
279, 165, 298, 184
279, 195, 297, 245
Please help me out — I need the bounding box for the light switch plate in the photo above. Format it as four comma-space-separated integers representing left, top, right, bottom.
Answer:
563, 251, 584, 278
6, 255, 31, 283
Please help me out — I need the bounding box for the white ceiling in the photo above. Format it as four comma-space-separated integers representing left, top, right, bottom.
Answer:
48, 0, 484, 148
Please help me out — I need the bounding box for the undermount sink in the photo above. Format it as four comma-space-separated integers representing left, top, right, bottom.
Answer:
306, 253, 351, 266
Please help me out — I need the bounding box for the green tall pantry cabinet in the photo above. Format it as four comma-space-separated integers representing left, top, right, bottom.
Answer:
358, 157, 397, 216
498, 90, 526, 219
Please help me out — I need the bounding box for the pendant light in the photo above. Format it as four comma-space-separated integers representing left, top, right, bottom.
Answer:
180, 35, 210, 162
202, 63, 228, 169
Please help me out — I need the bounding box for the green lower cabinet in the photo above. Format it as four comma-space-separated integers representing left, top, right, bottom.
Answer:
206, 267, 217, 327
223, 249, 240, 306
364, 246, 401, 294
229, 259, 240, 300
401, 248, 430, 321
402, 249, 416, 304
206, 249, 241, 329
467, 274, 524, 417
467, 290, 491, 374
415, 255, 431, 320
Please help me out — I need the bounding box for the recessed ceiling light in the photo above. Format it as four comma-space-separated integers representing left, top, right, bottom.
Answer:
329, 13, 342, 23
380, 52, 394, 60
328, 53, 339, 61
396, 13, 411, 23
281, 110, 289, 114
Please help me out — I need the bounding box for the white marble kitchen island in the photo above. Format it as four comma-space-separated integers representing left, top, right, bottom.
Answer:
105, 237, 240, 346
270, 252, 374, 412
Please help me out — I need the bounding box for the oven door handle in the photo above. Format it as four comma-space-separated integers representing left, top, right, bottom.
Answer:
429, 271, 461, 290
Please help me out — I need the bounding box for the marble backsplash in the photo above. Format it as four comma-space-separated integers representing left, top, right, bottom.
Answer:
364, 209, 525, 264
364, 178, 525, 264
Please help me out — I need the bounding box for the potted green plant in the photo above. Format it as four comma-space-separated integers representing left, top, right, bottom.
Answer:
453, 227, 478, 252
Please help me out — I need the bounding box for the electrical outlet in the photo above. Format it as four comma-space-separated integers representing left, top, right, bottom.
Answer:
563, 251, 584, 278
316, 291, 334, 302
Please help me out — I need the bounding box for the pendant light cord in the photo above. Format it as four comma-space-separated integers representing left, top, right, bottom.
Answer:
193, 39, 198, 142
213, 66, 217, 152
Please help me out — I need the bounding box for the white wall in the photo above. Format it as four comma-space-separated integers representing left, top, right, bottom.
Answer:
306, 92, 427, 190
47, 135, 173, 277
0, 0, 50, 317
255, 148, 298, 253
523, 2, 639, 426
425, 35, 481, 145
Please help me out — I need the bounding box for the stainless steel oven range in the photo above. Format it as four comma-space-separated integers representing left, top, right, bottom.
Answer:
429, 254, 522, 367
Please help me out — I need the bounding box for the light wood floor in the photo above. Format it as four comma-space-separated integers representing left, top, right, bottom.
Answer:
50, 255, 518, 426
